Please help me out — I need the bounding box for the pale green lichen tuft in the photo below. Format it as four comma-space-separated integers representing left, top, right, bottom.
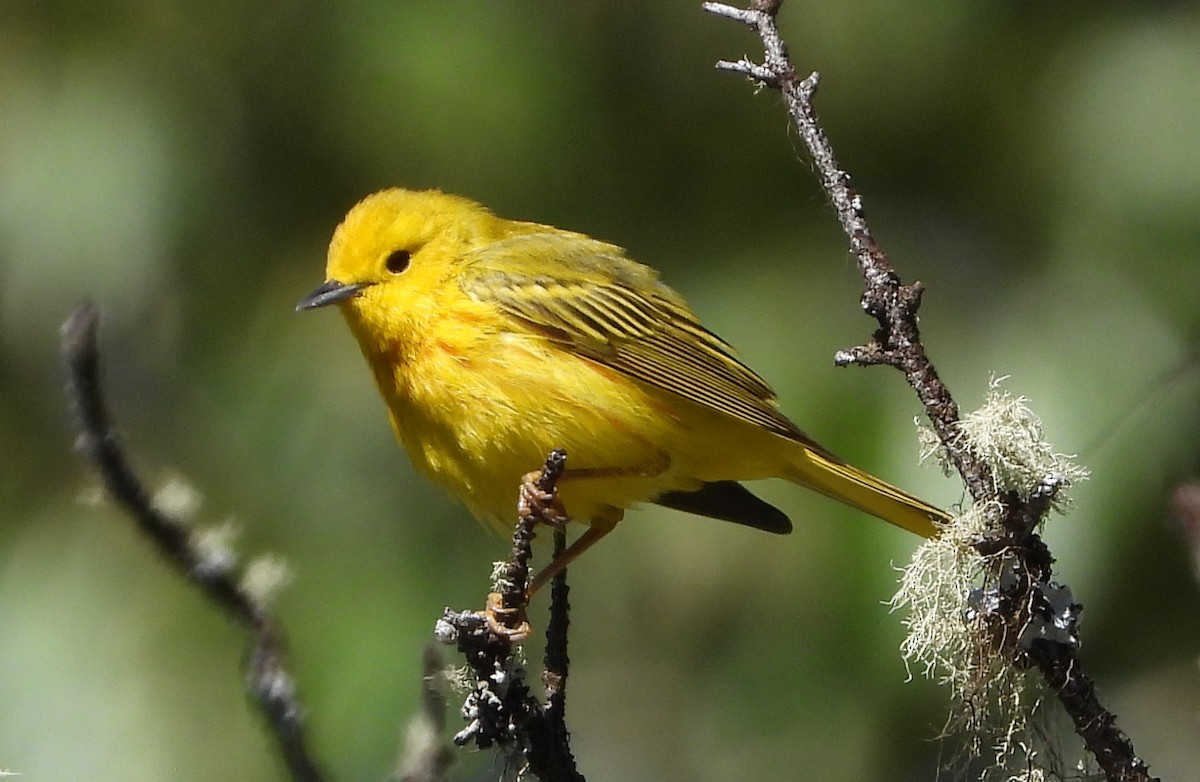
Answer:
444, 664, 475, 695
1008, 766, 1047, 782
489, 560, 510, 589
240, 554, 293, 607
920, 377, 1089, 515
892, 501, 1045, 776
898, 380, 1095, 779
891, 501, 1001, 680
151, 473, 205, 523
960, 381, 1089, 508
191, 519, 241, 575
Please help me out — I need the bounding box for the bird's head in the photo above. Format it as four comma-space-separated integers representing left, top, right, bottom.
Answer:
296, 188, 511, 352
297, 188, 502, 312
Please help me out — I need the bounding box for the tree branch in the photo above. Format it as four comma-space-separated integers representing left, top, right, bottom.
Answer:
61, 302, 327, 782
705, 0, 989, 499
394, 644, 454, 782
703, 4, 1156, 782
437, 452, 584, 782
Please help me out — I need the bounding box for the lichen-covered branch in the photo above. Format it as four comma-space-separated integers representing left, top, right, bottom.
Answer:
705, 0, 989, 500
436, 452, 584, 782
61, 302, 327, 782
703, 4, 1156, 782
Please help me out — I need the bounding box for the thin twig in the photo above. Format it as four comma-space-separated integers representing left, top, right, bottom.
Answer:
704, 0, 989, 499
525, 528, 581, 782
395, 644, 454, 782
61, 302, 327, 782
492, 449, 570, 629
438, 452, 584, 781
543, 528, 571, 710
704, 4, 1157, 782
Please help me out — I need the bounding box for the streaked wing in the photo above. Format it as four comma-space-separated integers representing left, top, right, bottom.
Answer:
460, 232, 807, 441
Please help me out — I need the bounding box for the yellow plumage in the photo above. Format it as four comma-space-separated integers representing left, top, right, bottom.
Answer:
298, 188, 947, 555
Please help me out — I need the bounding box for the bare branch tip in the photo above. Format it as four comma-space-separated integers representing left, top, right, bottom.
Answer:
714, 58, 778, 87
702, 3, 758, 25
834, 344, 894, 368
62, 300, 100, 347
58, 303, 327, 782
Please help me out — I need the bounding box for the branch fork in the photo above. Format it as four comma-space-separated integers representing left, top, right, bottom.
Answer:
435, 450, 583, 781
704, 3, 1154, 781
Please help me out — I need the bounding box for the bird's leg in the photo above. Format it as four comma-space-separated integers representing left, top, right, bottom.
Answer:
485, 519, 614, 641
485, 453, 658, 640
526, 518, 617, 597
484, 590, 530, 642
520, 453, 667, 595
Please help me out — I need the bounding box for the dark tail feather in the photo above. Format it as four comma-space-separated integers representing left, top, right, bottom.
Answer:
655, 480, 792, 534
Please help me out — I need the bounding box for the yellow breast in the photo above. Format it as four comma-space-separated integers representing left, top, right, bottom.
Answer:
366, 302, 692, 532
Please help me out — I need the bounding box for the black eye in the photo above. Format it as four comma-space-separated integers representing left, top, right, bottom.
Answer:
385, 249, 411, 274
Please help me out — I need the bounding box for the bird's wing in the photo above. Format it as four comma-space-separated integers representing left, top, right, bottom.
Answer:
459, 231, 808, 441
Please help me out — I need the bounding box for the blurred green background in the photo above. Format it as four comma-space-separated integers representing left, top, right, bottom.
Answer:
3, 2, 1199, 781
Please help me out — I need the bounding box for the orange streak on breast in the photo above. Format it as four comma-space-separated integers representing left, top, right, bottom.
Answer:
447, 309, 490, 327
432, 338, 466, 359
422, 308, 488, 364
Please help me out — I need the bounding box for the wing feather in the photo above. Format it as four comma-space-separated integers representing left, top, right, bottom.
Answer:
461, 232, 806, 441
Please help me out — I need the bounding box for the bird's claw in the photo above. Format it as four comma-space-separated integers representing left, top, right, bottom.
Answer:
518, 471, 568, 527
484, 591, 531, 642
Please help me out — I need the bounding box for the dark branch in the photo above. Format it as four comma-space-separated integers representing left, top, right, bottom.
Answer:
61, 302, 327, 782
704, 4, 1156, 782
704, 0, 989, 500
490, 449, 569, 634
437, 451, 584, 782
1025, 639, 1153, 782
523, 527, 582, 782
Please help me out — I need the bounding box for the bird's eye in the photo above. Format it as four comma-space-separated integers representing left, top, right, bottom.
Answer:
385, 249, 411, 274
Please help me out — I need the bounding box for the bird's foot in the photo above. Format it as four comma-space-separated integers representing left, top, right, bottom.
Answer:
518, 470, 568, 527
484, 590, 531, 643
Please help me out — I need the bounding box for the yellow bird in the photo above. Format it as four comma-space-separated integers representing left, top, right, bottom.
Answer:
298, 189, 947, 587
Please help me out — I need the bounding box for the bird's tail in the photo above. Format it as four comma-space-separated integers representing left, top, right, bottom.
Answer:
786, 445, 947, 538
